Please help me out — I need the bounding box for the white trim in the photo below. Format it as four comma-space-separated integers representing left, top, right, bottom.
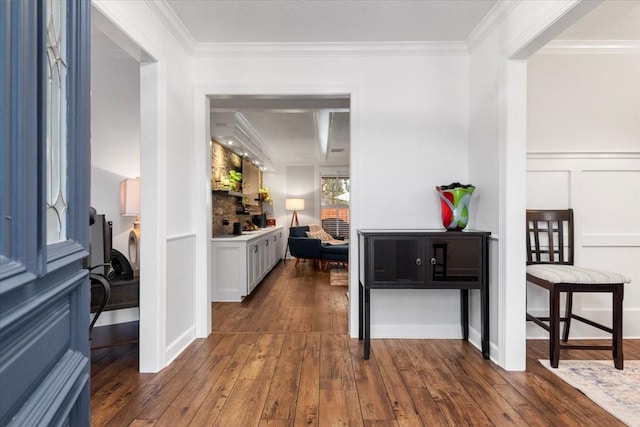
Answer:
540, 40, 640, 54
194, 92, 211, 339
504, 0, 602, 60
139, 59, 168, 373
372, 324, 464, 339
192, 41, 469, 57
91, 0, 163, 61
347, 89, 358, 339
498, 58, 528, 371
528, 151, 640, 160
466, 0, 519, 54
468, 325, 500, 366
166, 232, 196, 242
581, 234, 640, 248
145, 0, 197, 53
164, 325, 196, 366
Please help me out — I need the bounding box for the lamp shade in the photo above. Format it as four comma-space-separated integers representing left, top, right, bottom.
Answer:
120, 177, 141, 216
285, 198, 305, 211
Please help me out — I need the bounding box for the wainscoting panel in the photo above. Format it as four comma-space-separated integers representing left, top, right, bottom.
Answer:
165, 233, 196, 363
526, 170, 571, 209
580, 170, 640, 236
527, 153, 640, 339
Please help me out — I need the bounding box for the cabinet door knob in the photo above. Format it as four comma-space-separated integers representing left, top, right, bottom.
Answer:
430, 258, 436, 265
416, 258, 422, 266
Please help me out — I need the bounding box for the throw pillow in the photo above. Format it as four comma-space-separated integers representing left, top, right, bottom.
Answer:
306, 230, 333, 241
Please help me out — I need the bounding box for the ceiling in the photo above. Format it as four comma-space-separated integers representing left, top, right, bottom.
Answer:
209, 96, 351, 168
93, 1, 640, 169
164, 0, 498, 44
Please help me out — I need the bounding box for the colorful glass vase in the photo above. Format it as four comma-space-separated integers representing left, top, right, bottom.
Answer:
436, 183, 475, 231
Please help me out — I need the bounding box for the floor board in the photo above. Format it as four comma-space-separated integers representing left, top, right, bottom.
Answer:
91, 260, 638, 426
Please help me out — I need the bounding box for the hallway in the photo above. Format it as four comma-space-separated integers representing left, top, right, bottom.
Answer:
91, 261, 636, 426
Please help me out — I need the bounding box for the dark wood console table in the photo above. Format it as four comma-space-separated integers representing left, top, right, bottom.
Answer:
357, 229, 491, 360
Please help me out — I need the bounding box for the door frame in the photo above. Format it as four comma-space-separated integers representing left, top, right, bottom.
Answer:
496, 0, 602, 370
193, 85, 358, 338
90, 2, 165, 372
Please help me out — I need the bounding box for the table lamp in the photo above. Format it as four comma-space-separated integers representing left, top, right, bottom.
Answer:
120, 177, 141, 274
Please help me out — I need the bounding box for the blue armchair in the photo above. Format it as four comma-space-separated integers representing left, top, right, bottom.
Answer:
288, 225, 348, 268
288, 226, 323, 267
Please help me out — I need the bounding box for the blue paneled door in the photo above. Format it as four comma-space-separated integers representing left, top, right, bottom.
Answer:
0, 0, 91, 425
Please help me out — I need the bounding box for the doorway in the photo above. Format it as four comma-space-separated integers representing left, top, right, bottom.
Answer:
524, 3, 640, 342
202, 94, 353, 332
89, 6, 157, 367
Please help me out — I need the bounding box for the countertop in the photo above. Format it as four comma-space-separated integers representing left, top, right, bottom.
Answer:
211, 226, 283, 242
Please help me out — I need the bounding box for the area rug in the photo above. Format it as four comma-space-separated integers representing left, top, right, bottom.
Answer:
329, 266, 348, 286
540, 360, 640, 426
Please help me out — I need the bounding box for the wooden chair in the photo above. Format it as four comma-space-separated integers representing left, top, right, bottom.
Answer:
526, 209, 630, 369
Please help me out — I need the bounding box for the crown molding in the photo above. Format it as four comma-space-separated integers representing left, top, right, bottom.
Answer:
146, 0, 197, 53
466, 0, 518, 54
192, 41, 468, 57
539, 40, 640, 54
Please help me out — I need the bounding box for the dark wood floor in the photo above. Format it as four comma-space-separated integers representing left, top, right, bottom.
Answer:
91, 260, 639, 426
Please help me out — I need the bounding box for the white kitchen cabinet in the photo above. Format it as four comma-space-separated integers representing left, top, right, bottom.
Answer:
266, 232, 277, 270
247, 240, 260, 294
275, 229, 284, 263
257, 236, 268, 283
210, 226, 283, 302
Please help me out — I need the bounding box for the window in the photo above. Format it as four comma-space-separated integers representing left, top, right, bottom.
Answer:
321, 176, 349, 237
45, 0, 69, 244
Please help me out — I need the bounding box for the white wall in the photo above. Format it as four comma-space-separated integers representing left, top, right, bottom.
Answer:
528, 54, 640, 153
527, 52, 640, 338
286, 165, 318, 226
193, 52, 471, 341
90, 35, 140, 259
264, 165, 320, 258
90, 31, 141, 327
265, 164, 350, 255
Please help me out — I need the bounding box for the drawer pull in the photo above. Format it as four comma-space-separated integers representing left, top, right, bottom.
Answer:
416, 258, 422, 266
431, 258, 436, 265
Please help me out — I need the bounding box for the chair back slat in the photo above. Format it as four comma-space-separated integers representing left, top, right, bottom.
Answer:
526, 209, 574, 266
